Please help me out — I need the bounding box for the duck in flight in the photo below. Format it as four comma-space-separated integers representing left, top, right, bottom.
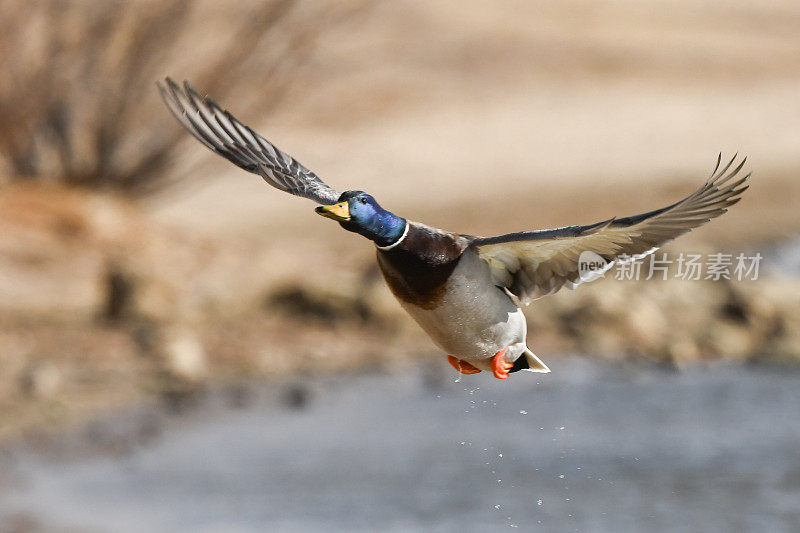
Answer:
158, 78, 750, 379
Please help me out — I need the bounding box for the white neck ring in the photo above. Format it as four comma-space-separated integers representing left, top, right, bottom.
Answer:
376, 222, 409, 251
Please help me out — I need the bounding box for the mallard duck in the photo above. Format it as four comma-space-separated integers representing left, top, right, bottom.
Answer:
158, 78, 750, 379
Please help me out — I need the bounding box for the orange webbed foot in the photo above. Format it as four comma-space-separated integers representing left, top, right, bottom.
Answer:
447, 355, 481, 375
491, 348, 513, 379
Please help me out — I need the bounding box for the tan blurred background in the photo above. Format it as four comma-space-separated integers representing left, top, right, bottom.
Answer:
1, 0, 800, 442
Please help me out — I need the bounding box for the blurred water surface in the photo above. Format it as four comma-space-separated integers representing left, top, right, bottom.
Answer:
3, 358, 800, 532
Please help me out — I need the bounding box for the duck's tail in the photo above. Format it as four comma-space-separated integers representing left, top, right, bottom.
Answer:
511, 347, 551, 373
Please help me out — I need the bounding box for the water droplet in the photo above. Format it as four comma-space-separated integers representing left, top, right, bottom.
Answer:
537, 499, 543, 506
558, 474, 565, 479
494, 504, 501, 510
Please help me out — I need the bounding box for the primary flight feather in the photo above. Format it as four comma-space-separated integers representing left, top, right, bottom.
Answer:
158, 78, 750, 379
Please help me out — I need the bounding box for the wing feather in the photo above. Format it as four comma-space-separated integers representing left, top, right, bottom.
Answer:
157, 78, 341, 205
472, 155, 750, 304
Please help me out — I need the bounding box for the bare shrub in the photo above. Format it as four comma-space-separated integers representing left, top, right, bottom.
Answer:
0, 0, 369, 197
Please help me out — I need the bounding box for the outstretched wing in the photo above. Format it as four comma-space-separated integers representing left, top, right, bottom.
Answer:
158, 78, 341, 205
471, 155, 750, 304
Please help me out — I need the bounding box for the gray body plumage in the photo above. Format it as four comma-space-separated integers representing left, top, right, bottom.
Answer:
379, 228, 545, 371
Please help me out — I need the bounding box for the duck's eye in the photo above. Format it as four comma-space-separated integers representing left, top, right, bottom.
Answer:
359, 197, 368, 204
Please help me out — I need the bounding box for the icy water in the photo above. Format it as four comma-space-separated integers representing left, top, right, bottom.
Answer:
2, 358, 800, 532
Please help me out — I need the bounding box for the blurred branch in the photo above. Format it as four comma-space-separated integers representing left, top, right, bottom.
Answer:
0, 0, 372, 197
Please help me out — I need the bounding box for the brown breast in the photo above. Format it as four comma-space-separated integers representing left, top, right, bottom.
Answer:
376, 222, 471, 310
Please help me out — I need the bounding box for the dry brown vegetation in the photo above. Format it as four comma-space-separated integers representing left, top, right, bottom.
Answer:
0, 0, 368, 195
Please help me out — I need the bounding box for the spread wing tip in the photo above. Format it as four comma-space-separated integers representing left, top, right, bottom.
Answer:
473, 153, 751, 304
157, 77, 343, 205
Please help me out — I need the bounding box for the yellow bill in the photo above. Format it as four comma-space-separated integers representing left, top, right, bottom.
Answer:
315, 201, 350, 221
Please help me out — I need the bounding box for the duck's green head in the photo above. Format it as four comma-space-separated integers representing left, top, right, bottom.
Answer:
315, 191, 406, 247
